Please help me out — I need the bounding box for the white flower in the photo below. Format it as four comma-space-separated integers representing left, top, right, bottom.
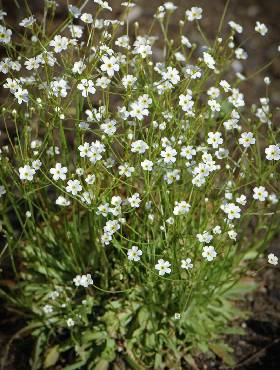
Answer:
40, 51, 56, 66
79, 120, 90, 130
14, 88, 29, 104
101, 233, 112, 246
69, 25, 83, 38
161, 146, 177, 164
203, 52, 215, 70
73, 274, 93, 287
100, 119, 117, 136
229, 88, 245, 108
19, 165, 36, 181
141, 159, 153, 171
268, 253, 278, 266
181, 36, 192, 48
220, 80, 231, 92
56, 196, 70, 206
184, 65, 201, 79
97, 203, 110, 216
78, 142, 91, 157
129, 101, 149, 120
207, 132, 223, 148
96, 76, 111, 89
202, 245, 217, 261
173, 201, 190, 215
72, 61, 86, 74
32, 160, 42, 170
228, 21, 243, 34
88, 141, 106, 163
80, 13, 93, 24
116, 35, 130, 49
164, 2, 177, 11
0, 185, 6, 197
100, 55, 119, 77
67, 318, 75, 327
118, 163, 135, 177
66, 179, 82, 195
68, 4, 81, 18
49, 35, 69, 53
265, 145, 280, 160
255, 21, 268, 36
179, 92, 194, 114
192, 174, 206, 188
222, 203, 241, 220
180, 146, 196, 159
104, 220, 120, 235
111, 196, 122, 207
131, 140, 149, 154
50, 79, 69, 97
155, 259, 171, 276
181, 258, 193, 270
235, 48, 248, 60
162, 66, 180, 85
94, 0, 112, 11
239, 132, 255, 148
19, 15, 36, 28
164, 169, 180, 184
77, 79, 96, 97
213, 226, 222, 235
0, 10, 7, 21
236, 194, 247, 205
228, 230, 237, 240
81, 191, 93, 205
269, 193, 278, 204
127, 246, 142, 261
186, 7, 202, 21
253, 186, 268, 202
50, 163, 68, 181
122, 74, 137, 89
24, 57, 40, 70
208, 99, 221, 112
127, 193, 141, 208
133, 36, 152, 58
138, 94, 152, 107
43, 304, 53, 314
0, 25, 12, 44
264, 77, 271, 85
166, 217, 174, 225
197, 232, 213, 244
85, 174, 96, 184
207, 87, 220, 99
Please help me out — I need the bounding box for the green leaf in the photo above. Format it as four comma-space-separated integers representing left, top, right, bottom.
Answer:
209, 342, 235, 367
223, 326, 246, 335
154, 353, 163, 368
93, 359, 109, 370
101, 338, 116, 362
224, 278, 258, 298
31, 332, 46, 370
125, 354, 146, 370
82, 329, 107, 343
184, 354, 200, 370
44, 345, 59, 368
62, 360, 87, 370
197, 341, 209, 353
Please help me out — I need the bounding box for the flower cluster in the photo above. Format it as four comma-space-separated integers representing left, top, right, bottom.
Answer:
0, 1, 279, 367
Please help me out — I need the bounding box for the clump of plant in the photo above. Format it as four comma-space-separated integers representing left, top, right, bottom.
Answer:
0, 0, 279, 368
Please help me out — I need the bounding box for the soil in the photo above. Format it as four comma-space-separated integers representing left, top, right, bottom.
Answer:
1, 0, 280, 369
